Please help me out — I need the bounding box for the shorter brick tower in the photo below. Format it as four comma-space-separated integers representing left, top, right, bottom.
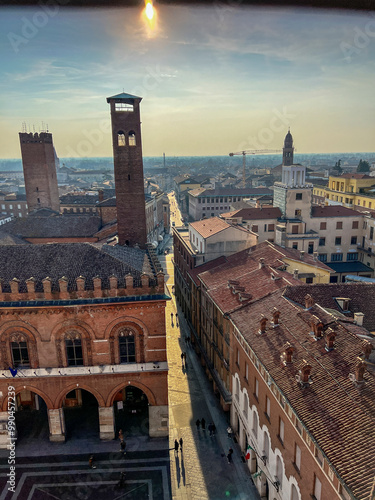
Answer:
19, 131, 60, 213
107, 93, 147, 248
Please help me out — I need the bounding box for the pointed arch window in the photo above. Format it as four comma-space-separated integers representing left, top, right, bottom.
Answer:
128, 131, 136, 146
119, 328, 136, 363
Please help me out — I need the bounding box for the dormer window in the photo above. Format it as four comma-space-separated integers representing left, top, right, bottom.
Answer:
335, 297, 350, 311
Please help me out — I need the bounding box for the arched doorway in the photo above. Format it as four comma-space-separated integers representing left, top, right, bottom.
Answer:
63, 389, 99, 440
113, 385, 149, 437
15, 390, 49, 442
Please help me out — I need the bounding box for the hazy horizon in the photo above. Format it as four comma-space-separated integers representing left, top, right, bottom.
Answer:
1, 5, 374, 158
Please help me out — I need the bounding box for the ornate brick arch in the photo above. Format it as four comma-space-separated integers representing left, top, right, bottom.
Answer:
106, 380, 156, 407
0, 322, 40, 370
54, 323, 93, 367
108, 321, 146, 365
2, 385, 53, 411
55, 383, 105, 408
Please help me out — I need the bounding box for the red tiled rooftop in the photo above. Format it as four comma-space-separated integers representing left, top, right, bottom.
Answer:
311, 206, 362, 218
190, 218, 231, 238
230, 288, 375, 499
221, 207, 282, 220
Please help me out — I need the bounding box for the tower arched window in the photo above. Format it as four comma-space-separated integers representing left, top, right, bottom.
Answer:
118, 131, 126, 147
128, 131, 136, 146
118, 328, 136, 363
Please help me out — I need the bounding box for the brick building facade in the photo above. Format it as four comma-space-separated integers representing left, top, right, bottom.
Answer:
0, 243, 169, 446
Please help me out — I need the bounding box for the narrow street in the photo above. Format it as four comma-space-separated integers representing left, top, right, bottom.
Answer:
158, 193, 260, 500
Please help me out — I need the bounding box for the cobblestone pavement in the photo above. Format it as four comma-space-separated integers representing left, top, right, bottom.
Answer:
160, 215, 260, 500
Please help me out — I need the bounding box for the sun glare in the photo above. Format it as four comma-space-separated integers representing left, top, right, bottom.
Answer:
145, 1, 154, 21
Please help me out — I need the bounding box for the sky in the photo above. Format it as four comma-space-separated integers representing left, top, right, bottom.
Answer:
0, 3, 374, 158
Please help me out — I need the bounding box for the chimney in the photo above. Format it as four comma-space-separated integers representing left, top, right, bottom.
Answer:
259, 315, 268, 334
305, 294, 315, 309
282, 342, 294, 364
109, 275, 118, 297
272, 308, 280, 326
362, 340, 372, 360
325, 328, 336, 351
293, 269, 299, 280
354, 312, 364, 326
354, 357, 366, 383
299, 360, 312, 385
259, 258, 265, 269
98, 189, 104, 202
300, 251, 305, 260
313, 252, 318, 261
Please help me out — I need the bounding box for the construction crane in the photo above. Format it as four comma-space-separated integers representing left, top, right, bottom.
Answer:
229, 149, 282, 188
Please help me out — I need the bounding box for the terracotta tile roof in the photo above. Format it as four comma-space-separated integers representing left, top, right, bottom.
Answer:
190, 218, 231, 238
0, 243, 154, 293
221, 207, 282, 220
188, 256, 228, 286
284, 283, 375, 331
208, 266, 300, 313
311, 206, 363, 218
230, 287, 375, 499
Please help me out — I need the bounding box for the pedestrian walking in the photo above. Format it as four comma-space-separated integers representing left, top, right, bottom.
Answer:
227, 426, 232, 438
120, 440, 126, 455
171, 312, 174, 327
89, 455, 96, 469
117, 472, 126, 488
196, 419, 201, 430
208, 422, 213, 436
118, 429, 124, 442
174, 439, 179, 455
179, 437, 183, 450
212, 423, 216, 435
181, 352, 184, 364
176, 313, 179, 327
201, 418, 206, 431
227, 447, 233, 464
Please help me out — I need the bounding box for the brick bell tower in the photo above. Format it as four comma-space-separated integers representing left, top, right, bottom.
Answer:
107, 93, 147, 248
19, 130, 60, 213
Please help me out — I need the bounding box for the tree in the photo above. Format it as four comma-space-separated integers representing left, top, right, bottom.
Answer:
357, 159, 371, 173
334, 159, 343, 174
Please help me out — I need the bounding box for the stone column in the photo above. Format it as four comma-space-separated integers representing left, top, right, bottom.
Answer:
0, 411, 10, 449
48, 408, 65, 442
99, 406, 115, 440
148, 405, 169, 437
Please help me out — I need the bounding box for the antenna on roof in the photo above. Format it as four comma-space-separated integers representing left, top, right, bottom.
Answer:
46, 123, 49, 132
33, 124, 35, 133
22, 122, 26, 133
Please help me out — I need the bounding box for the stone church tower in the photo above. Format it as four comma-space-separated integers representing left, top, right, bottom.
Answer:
282, 128, 294, 166
107, 93, 147, 248
19, 131, 60, 213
